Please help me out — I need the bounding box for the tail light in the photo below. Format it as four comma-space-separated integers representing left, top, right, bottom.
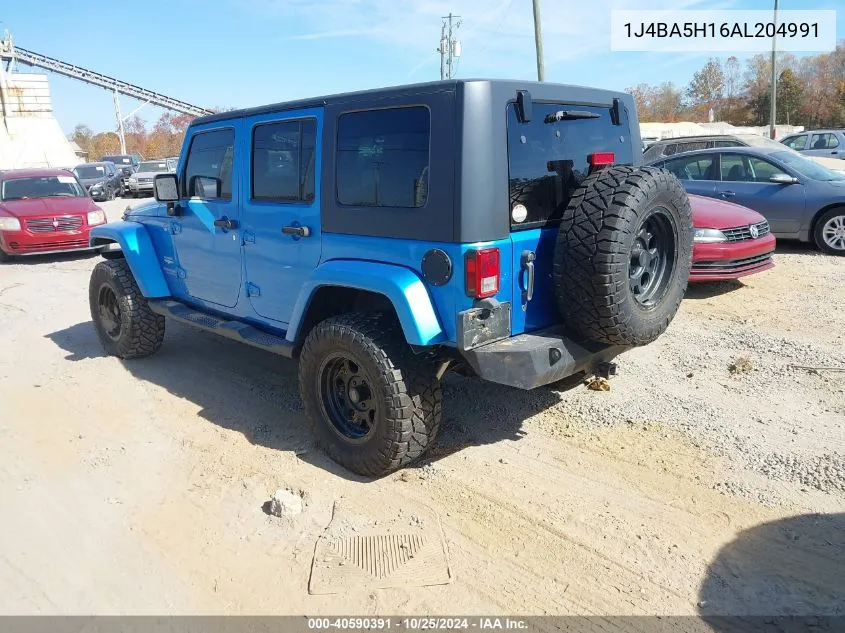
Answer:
588, 152, 615, 173
465, 248, 500, 298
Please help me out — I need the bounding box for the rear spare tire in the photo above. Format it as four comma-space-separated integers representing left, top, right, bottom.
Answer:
553, 166, 692, 346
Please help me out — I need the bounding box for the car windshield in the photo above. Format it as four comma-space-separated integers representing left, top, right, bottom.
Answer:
102, 155, 133, 165
771, 151, 845, 181
1, 176, 86, 200
138, 161, 169, 173
74, 165, 108, 179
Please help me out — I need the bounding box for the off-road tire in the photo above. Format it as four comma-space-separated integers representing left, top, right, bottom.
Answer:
553, 166, 692, 346
89, 259, 165, 359
813, 207, 845, 256
299, 313, 443, 477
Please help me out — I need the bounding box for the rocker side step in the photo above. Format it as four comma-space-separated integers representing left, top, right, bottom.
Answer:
148, 300, 294, 358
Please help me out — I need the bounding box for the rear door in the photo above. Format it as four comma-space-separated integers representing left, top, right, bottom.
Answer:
171, 126, 242, 308
714, 153, 806, 234
506, 101, 635, 334
239, 108, 322, 325
661, 153, 719, 197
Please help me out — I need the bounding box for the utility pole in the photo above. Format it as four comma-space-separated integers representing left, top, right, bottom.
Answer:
438, 13, 462, 80
769, 0, 779, 139
113, 89, 126, 154
532, 0, 545, 82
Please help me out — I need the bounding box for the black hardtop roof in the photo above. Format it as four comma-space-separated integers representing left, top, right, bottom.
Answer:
192, 79, 632, 127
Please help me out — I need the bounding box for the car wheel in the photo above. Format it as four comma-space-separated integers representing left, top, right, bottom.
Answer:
0, 248, 12, 263
814, 207, 845, 256
553, 166, 693, 346
299, 313, 443, 477
89, 259, 165, 359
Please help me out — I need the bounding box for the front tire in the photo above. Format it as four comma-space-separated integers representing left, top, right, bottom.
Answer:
89, 259, 165, 359
0, 248, 12, 263
299, 313, 443, 477
814, 207, 845, 256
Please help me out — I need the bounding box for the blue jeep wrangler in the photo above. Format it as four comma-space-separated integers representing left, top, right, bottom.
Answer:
88, 80, 692, 476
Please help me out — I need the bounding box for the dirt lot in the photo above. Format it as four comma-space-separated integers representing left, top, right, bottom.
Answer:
1, 198, 843, 618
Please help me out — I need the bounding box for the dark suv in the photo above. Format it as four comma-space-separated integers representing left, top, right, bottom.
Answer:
87, 80, 692, 476
100, 154, 140, 193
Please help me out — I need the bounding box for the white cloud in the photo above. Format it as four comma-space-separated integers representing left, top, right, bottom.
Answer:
238, 0, 741, 79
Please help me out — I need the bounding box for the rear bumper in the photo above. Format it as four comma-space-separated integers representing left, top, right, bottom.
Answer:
459, 325, 628, 390
690, 234, 776, 282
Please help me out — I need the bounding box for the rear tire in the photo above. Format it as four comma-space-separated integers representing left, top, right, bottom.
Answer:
299, 313, 443, 477
553, 166, 692, 346
813, 207, 845, 256
89, 259, 165, 359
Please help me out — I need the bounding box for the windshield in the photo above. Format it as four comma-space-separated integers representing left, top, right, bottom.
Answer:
507, 101, 634, 229
74, 165, 108, 179
771, 151, 845, 181
138, 161, 169, 173
1, 176, 86, 200
102, 155, 133, 165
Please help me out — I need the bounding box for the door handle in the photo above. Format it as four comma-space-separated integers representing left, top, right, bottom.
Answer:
213, 217, 238, 230
521, 250, 536, 303
282, 225, 311, 238
719, 191, 736, 198
832, 151, 839, 155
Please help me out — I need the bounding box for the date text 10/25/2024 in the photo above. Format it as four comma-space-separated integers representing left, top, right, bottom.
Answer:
307, 618, 528, 630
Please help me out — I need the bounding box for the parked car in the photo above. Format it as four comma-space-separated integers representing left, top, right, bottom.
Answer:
642, 133, 845, 174
73, 161, 122, 201
689, 194, 775, 281
0, 169, 106, 262
126, 160, 171, 197
646, 146, 845, 255
100, 154, 140, 193
86, 79, 693, 476
781, 129, 845, 160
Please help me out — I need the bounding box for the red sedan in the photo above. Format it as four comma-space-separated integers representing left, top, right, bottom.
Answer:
689, 194, 776, 282
0, 169, 106, 262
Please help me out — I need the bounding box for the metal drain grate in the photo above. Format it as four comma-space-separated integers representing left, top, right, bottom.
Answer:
331, 534, 423, 579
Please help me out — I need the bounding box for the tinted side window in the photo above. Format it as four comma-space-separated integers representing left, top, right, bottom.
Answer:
810, 133, 838, 150
746, 157, 782, 182
336, 107, 430, 208
678, 141, 708, 153
182, 129, 235, 200
720, 154, 748, 181
252, 119, 316, 202
663, 154, 716, 181
714, 140, 741, 148
783, 135, 808, 150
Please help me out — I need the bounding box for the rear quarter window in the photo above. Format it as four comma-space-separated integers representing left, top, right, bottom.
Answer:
336, 106, 430, 208
506, 102, 634, 230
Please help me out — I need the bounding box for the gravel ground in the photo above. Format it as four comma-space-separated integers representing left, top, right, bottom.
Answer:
0, 197, 843, 616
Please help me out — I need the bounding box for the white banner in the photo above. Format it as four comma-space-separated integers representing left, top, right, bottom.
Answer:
610, 10, 837, 52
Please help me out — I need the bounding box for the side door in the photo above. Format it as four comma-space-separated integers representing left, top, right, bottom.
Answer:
661, 153, 719, 198
239, 108, 322, 325
806, 133, 841, 159
171, 126, 242, 308
714, 153, 806, 235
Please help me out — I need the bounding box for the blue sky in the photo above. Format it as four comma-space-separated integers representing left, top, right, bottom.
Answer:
2, 0, 842, 135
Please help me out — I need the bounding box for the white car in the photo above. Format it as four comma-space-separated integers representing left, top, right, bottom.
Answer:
126, 160, 171, 197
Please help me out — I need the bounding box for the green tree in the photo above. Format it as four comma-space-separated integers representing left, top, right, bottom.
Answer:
686, 58, 724, 117
777, 69, 803, 126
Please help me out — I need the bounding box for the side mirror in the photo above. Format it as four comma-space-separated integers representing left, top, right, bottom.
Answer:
770, 173, 798, 185
154, 173, 179, 202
